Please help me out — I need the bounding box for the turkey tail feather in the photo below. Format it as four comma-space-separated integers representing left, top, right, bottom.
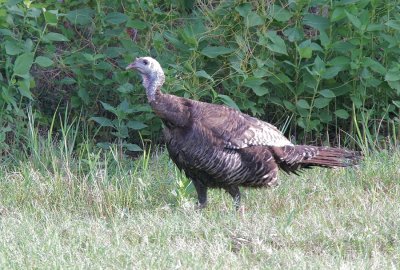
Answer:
271, 145, 362, 174
296, 145, 362, 168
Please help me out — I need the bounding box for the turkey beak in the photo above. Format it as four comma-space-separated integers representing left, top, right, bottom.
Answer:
126, 61, 139, 70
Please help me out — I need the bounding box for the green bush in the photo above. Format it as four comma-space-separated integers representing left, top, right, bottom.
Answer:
1, 0, 399, 153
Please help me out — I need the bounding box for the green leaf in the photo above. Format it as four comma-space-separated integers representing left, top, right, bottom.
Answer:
100, 101, 117, 114
393, 101, 400, 108
218, 94, 240, 111
127, 120, 147, 130
298, 47, 312, 59
269, 73, 292, 85
319, 111, 332, 123
78, 88, 89, 105
253, 67, 268, 78
246, 11, 264, 27
314, 97, 331, 109
13, 53, 34, 76
333, 85, 351, 97
366, 24, 384, 31
363, 76, 381, 87
126, 19, 148, 30
388, 81, 400, 94
335, 109, 350, 119
71, 96, 83, 107
17, 78, 33, 99
328, 56, 350, 67
251, 86, 269, 96
90, 117, 114, 127
195, 70, 213, 81
105, 12, 128, 24
332, 41, 356, 52
320, 89, 336, 98
117, 100, 136, 114
385, 70, 400, 82
93, 70, 104, 80
60, 77, 76, 85
362, 57, 386, 75
297, 118, 307, 129
319, 30, 330, 48
321, 66, 342, 79
117, 82, 134, 93
24, 39, 33, 52
200, 46, 234, 58
5, 40, 23, 55
113, 126, 129, 138
105, 47, 126, 58
243, 77, 268, 96
386, 20, 400, 31
301, 41, 323, 52
283, 27, 303, 42
243, 77, 266, 88
27, 8, 41, 18
313, 56, 325, 74
265, 31, 287, 55
269, 4, 292, 22
283, 100, 295, 111
235, 3, 252, 17
164, 32, 188, 51
97, 142, 112, 149
124, 143, 143, 152
380, 33, 397, 48
35, 56, 53, 67
351, 96, 362, 108
345, 11, 362, 29
1, 86, 17, 107
296, 99, 310, 109
7, 0, 23, 5
0, 29, 13, 36
44, 10, 58, 25
66, 8, 94, 25
303, 14, 330, 31
82, 53, 94, 61
331, 7, 346, 22
93, 54, 106, 60
44, 32, 69, 42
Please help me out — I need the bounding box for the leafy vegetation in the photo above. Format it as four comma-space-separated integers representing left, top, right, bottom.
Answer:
1, 0, 399, 153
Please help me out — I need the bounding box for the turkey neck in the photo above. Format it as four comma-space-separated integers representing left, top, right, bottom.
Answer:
142, 70, 165, 102
140, 66, 191, 127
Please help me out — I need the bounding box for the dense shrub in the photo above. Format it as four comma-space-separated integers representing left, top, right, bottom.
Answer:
0, 0, 399, 153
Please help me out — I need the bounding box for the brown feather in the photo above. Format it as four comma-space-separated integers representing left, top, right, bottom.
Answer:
127, 57, 363, 209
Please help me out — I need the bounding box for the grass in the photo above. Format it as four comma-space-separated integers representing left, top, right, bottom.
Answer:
1, 121, 400, 269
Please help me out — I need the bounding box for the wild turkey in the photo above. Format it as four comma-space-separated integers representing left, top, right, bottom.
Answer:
126, 57, 362, 209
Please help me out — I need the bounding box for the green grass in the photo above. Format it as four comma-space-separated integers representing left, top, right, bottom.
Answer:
1, 129, 399, 269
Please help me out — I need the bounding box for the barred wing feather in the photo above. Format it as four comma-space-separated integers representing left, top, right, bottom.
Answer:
198, 104, 293, 149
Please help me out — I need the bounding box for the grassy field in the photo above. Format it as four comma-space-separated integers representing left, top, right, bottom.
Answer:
0, 128, 399, 269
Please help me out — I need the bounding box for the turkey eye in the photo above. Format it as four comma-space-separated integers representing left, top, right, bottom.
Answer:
143, 59, 149, 65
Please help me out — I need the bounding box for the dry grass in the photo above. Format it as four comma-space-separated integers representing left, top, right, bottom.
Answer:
0, 141, 399, 269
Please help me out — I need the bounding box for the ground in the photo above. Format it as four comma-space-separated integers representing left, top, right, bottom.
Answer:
0, 148, 399, 269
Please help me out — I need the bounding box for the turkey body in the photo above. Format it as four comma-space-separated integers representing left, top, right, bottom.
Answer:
159, 95, 280, 189
150, 93, 360, 209
126, 56, 362, 209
